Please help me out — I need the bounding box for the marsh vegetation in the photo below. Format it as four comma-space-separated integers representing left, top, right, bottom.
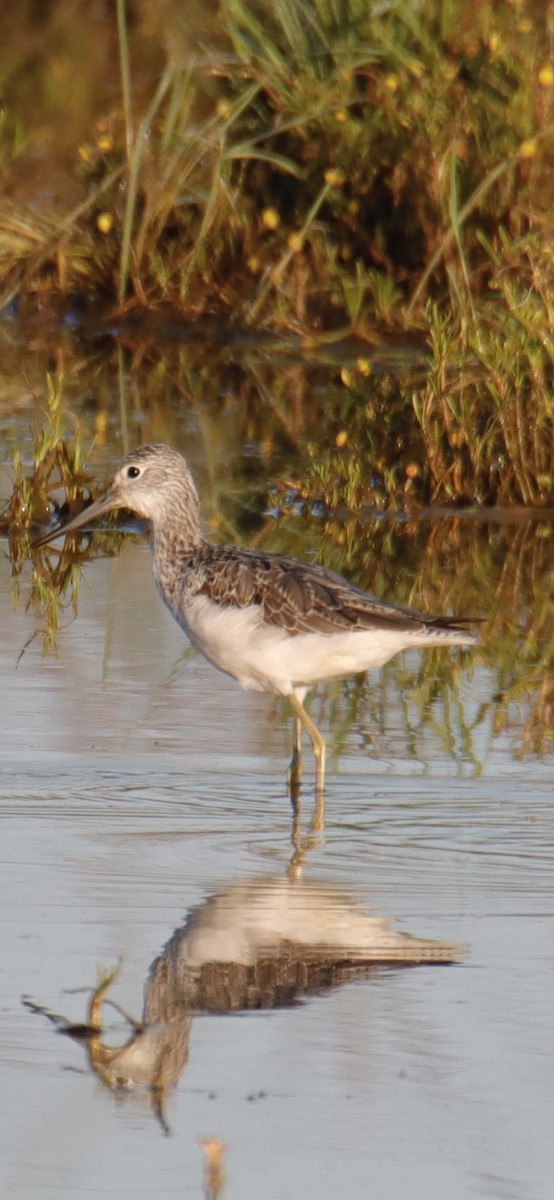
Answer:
1, 1, 553, 757
0, 0, 553, 507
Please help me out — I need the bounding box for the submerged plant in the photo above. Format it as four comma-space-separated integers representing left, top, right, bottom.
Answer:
4, 374, 91, 535
3, 374, 99, 657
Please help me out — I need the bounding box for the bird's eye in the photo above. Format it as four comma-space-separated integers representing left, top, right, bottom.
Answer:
127, 466, 140, 479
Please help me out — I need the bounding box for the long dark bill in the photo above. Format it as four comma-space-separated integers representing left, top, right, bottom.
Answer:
32, 487, 122, 548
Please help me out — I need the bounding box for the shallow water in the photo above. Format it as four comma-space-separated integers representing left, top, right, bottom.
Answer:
0, 0, 553, 1187
1, 516, 554, 1199
1, 331, 554, 1198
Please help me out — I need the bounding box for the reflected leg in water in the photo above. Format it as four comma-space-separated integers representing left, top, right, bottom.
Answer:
288, 808, 325, 875
289, 784, 325, 875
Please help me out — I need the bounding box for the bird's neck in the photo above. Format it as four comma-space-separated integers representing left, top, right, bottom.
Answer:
151, 522, 209, 599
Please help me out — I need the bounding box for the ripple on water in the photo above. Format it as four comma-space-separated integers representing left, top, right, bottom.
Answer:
2, 756, 554, 1200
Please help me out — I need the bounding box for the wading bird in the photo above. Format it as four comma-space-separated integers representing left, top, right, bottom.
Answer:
34, 443, 478, 802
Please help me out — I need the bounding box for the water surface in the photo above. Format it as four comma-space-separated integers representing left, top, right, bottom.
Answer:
1, 341, 553, 1200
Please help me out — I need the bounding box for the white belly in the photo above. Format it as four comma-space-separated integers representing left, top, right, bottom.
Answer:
165, 592, 433, 697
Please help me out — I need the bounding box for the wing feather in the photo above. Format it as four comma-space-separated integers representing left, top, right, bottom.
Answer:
193, 546, 474, 638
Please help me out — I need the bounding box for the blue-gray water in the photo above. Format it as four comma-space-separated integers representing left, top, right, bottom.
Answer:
1, 535, 553, 1200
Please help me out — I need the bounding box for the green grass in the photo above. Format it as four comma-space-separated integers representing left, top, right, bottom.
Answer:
0, 0, 553, 509
1, 0, 552, 323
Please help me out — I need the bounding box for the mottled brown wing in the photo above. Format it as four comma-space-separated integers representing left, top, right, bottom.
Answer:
196, 546, 439, 636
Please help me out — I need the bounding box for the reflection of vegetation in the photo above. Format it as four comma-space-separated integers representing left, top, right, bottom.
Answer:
283, 303, 554, 509
5, 409, 554, 758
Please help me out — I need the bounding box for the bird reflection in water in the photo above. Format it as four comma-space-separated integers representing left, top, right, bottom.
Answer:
23, 874, 463, 1136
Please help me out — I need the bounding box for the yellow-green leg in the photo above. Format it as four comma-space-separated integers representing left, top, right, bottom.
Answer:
288, 712, 303, 788
288, 712, 303, 846
288, 693, 326, 821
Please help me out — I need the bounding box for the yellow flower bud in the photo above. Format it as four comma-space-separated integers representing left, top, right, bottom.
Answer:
324, 168, 345, 187
538, 65, 554, 87
96, 212, 113, 234
262, 207, 280, 230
